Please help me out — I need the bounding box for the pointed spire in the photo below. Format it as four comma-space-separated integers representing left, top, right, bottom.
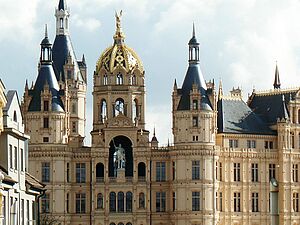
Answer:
82, 54, 86, 64
218, 79, 223, 100
281, 94, 289, 120
273, 62, 281, 89
58, 0, 67, 10
113, 10, 125, 45
45, 24, 48, 38
173, 79, 177, 90
25, 79, 28, 91
192, 22, 195, 37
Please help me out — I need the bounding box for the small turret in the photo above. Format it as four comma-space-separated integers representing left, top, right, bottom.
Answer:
151, 127, 159, 147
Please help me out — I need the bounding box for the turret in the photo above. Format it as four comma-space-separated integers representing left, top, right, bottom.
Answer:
273, 63, 281, 89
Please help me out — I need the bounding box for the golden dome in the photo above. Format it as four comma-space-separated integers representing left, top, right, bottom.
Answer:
96, 11, 144, 74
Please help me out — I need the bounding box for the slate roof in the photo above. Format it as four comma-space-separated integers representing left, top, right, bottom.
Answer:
177, 63, 212, 110
26, 172, 45, 191
52, 35, 83, 82
217, 98, 275, 135
58, 0, 67, 10
3, 90, 18, 111
28, 64, 64, 112
248, 90, 297, 125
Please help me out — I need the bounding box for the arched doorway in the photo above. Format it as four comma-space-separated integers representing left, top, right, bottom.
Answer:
109, 135, 133, 177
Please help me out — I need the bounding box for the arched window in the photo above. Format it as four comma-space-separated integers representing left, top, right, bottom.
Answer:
126, 223, 132, 225
132, 99, 138, 122
139, 192, 145, 209
13, 111, 17, 122
103, 74, 108, 85
118, 192, 124, 212
116, 73, 123, 85
118, 223, 124, 225
60, 18, 64, 28
126, 192, 132, 212
101, 99, 107, 122
131, 75, 136, 85
109, 192, 116, 212
115, 99, 125, 116
110, 223, 116, 225
291, 132, 295, 148
138, 162, 146, 179
192, 100, 198, 110
96, 163, 104, 182
97, 193, 103, 209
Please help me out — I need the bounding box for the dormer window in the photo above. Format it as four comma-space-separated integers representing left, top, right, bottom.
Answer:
44, 101, 49, 111
13, 110, 17, 122
131, 75, 136, 85
103, 74, 108, 85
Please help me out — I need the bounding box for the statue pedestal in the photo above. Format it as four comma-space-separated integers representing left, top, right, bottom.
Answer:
116, 168, 125, 183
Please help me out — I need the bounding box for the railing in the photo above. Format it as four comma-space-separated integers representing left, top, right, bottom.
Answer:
96, 177, 104, 183
138, 176, 146, 182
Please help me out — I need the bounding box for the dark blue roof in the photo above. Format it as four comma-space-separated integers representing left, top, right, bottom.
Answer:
177, 63, 212, 110
58, 0, 67, 10
217, 98, 275, 135
28, 64, 64, 112
248, 91, 296, 125
52, 35, 83, 82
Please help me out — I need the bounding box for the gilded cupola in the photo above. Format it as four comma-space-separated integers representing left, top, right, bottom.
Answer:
96, 11, 144, 75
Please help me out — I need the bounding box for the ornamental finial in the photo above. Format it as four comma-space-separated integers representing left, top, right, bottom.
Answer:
114, 10, 125, 44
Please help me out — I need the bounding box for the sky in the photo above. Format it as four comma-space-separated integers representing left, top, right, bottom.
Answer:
1, 0, 300, 146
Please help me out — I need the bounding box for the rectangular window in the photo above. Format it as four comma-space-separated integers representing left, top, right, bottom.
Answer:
43, 101, 49, 111
43, 137, 49, 143
293, 192, 299, 212
72, 121, 77, 133
43, 117, 49, 128
21, 199, 24, 225
252, 192, 259, 212
233, 192, 241, 212
41, 193, 50, 213
251, 163, 259, 182
42, 162, 50, 183
67, 70, 72, 79
229, 139, 238, 148
26, 200, 30, 225
14, 146, 18, 170
3, 196, 6, 225
269, 164, 276, 180
192, 160, 200, 180
67, 163, 70, 183
219, 192, 223, 212
156, 162, 166, 182
156, 192, 166, 212
20, 148, 24, 171
76, 163, 86, 183
192, 192, 200, 211
192, 116, 198, 127
9, 144, 13, 168
172, 192, 176, 211
172, 161, 176, 181
292, 164, 299, 182
76, 193, 86, 213
247, 140, 256, 148
66, 193, 69, 213
233, 163, 241, 182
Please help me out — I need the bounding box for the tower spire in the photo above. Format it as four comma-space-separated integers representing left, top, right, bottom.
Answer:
114, 10, 125, 45
45, 24, 48, 38
218, 79, 223, 100
273, 62, 281, 89
188, 23, 200, 64
192, 22, 195, 37
58, 0, 67, 10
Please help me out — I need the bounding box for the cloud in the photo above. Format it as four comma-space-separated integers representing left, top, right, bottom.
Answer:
73, 14, 101, 32
0, 0, 40, 42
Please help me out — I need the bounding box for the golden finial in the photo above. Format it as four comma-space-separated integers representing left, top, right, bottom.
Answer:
114, 10, 125, 44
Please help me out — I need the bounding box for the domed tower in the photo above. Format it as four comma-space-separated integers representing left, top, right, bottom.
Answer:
91, 11, 150, 225
23, 26, 68, 144
53, 0, 87, 140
